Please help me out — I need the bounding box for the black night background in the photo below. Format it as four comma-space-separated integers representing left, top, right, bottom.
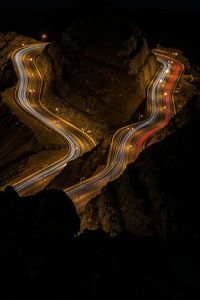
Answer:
0, 0, 200, 299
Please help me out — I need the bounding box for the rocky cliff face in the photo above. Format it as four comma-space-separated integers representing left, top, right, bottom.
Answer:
147, 49, 200, 146
0, 32, 67, 189
1, 186, 199, 299
37, 16, 158, 141
46, 47, 200, 194
0, 102, 44, 188
0, 33, 27, 90
0, 32, 36, 89
80, 94, 200, 238
1, 18, 158, 189
0, 33, 42, 188
47, 132, 113, 190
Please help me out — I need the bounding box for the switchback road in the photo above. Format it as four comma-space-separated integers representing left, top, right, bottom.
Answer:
11, 44, 184, 212
11, 44, 96, 194
65, 50, 184, 211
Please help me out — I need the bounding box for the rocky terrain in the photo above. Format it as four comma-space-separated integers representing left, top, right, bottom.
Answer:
1, 8, 200, 298
47, 132, 114, 190
80, 94, 200, 239
0, 102, 44, 188
46, 47, 200, 193
1, 186, 199, 299
0, 32, 68, 189
0, 16, 159, 190
0, 32, 36, 90
42, 16, 160, 190
37, 16, 158, 141
0, 33, 41, 188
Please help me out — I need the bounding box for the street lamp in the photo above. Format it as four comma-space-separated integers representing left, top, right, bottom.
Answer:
78, 177, 85, 201
41, 34, 47, 42
138, 114, 143, 122
55, 107, 59, 116
42, 164, 48, 182
80, 176, 85, 183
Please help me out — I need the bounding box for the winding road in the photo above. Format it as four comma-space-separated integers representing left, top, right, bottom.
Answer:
11, 44, 184, 212
65, 50, 184, 211
11, 44, 96, 194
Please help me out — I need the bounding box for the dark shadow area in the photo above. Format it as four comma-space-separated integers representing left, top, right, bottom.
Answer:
133, 9, 200, 67
1, 2, 200, 299
1, 1, 200, 69
0, 187, 200, 299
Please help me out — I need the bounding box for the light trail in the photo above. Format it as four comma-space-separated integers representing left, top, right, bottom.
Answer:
65, 51, 184, 212
11, 43, 96, 194
10, 44, 183, 213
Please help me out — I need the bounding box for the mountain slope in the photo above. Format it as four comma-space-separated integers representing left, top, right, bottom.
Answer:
37, 16, 158, 141
80, 94, 200, 238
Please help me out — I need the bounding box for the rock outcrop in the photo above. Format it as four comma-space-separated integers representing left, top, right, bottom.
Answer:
0, 32, 67, 188
0, 102, 44, 188
38, 16, 159, 191
46, 132, 113, 190
0, 32, 35, 91
1, 18, 158, 189
147, 55, 200, 146
80, 94, 200, 238
37, 16, 159, 141
0, 33, 44, 188
1, 186, 199, 299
